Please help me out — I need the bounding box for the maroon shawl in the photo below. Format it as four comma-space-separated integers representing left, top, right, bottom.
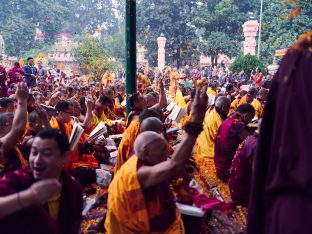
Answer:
248, 31, 312, 234
214, 113, 249, 182
0, 167, 83, 234
229, 133, 258, 207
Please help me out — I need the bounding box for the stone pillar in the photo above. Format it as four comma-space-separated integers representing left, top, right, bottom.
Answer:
243, 20, 259, 56
157, 36, 166, 71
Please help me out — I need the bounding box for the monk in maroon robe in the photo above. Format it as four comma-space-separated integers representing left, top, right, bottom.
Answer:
0, 65, 7, 97
248, 30, 312, 234
7, 62, 24, 86
0, 129, 82, 234
229, 131, 259, 207
214, 104, 255, 182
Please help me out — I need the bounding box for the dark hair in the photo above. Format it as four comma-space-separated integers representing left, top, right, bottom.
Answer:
14, 62, 20, 67
67, 87, 74, 93
35, 128, 69, 154
129, 93, 141, 108
28, 111, 39, 123
27, 57, 33, 61
55, 100, 72, 113
190, 88, 196, 99
146, 87, 154, 94
226, 84, 234, 92
0, 98, 14, 108
236, 104, 255, 115
79, 96, 86, 108
248, 88, 258, 95
139, 108, 161, 123
0, 112, 14, 126
99, 95, 111, 105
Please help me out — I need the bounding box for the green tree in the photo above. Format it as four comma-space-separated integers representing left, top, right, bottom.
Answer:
74, 34, 114, 79
200, 32, 240, 66
137, 0, 200, 68
192, 0, 258, 64
0, 0, 70, 56
229, 54, 266, 77
259, 0, 312, 64
63, 0, 124, 35
103, 30, 126, 66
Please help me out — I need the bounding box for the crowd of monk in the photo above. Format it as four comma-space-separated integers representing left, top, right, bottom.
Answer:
0, 30, 311, 234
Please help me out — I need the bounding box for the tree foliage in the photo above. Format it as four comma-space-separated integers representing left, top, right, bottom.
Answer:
74, 34, 114, 79
137, 0, 200, 68
192, 0, 257, 63
259, 0, 312, 64
229, 54, 266, 77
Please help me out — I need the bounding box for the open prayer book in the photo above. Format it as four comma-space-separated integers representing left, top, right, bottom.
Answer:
121, 99, 126, 107
88, 122, 108, 143
69, 122, 84, 152
168, 105, 186, 123
166, 102, 176, 112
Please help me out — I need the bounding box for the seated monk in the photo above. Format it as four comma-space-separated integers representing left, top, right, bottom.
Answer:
126, 93, 146, 128
114, 108, 164, 173
238, 88, 257, 105
92, 96, 114, 127
229, 120, 261, 207
196, 96, 231, 159
105, 87, 208, 234
68, 98, 93, 133
0, 83, 29, 177
251, 88, 269, 119
19, 104, 51, 160
0, 128, 82, 233
214, 104, 255, 182
228, 90, 247, 116
144, 78, 167, 110
50, 100, 89, 170
0, 98, 15, 112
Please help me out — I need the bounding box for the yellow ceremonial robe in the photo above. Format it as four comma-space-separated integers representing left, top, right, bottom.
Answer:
195, 108, 222, 158
251, 98, 263, 119
105, 155, 184, 234
114, 119, 140, 173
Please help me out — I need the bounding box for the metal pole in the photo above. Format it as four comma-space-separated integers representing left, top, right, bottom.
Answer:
125, 0, 137, 116
257, 0, 263, 59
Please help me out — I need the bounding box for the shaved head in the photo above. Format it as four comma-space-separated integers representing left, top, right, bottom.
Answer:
134, 131, 167, 158
215, 96, 231, 108
140, 117, 164, 133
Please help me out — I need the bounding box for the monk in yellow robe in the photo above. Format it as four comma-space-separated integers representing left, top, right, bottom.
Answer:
238, 88, 257, 105
251, 88, 269, 119
169, 68, 180, 97
102, 71, 114, 88
228, 90, 247, 116
50, 100, 92, 171
106, 87, 207, 234
137, 73, 151, 94
196, 96, 230, 159
207, 83, 217, 96
92, 96, 114, 127
114, 109, 163, 173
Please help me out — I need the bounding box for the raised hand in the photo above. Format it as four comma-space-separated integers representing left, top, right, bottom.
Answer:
190, 86, 208, 124
15, 82, 29, 101
33, 104, 47, 120
24, 179, 61, 206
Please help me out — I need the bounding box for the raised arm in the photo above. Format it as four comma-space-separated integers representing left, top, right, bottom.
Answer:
138, 87, 208, 189
0, 179, 61, 219
33, 104, 51, 129
82, 98, 93, 131
0, 83, 28, 156
151, 78, 167, 109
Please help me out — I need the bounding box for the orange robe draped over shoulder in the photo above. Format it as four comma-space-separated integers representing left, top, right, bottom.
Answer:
105, 155, 184, 234
114, 119, 140, 173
